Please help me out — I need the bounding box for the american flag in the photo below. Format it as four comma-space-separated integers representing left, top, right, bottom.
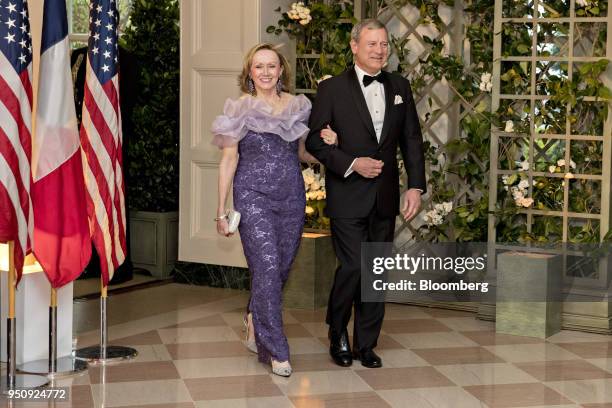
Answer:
80, 0, 126, 286
0, 0, 33, 281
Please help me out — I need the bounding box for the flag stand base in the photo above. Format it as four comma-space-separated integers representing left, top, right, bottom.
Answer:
75, 345, 137, 365
18, 356, 88, 378
0, 374, 49, 394
75, 288, 137, 365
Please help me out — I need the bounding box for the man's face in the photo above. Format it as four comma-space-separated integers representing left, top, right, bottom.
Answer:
350, 28, 389, 75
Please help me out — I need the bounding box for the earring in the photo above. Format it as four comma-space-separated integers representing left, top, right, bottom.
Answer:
248, 77, 256, 95
276, 79, 282, 96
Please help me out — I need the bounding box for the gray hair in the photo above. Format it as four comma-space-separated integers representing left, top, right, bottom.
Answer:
350, 19, 387, 42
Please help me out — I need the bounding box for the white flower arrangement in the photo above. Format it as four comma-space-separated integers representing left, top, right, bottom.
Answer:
550, 158, 576, 173
504, 120, 514, 133
576, 0, 589, 7
287, 2, 312, 25
302, 167, 326, 206
479, 72, 493, 92
422, 201, 453, 227
501, 164, 533, 208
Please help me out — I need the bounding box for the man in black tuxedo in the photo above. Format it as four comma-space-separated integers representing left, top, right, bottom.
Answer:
306, 19, 426, 368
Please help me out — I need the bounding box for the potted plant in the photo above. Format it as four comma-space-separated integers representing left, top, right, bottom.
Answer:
121, 0, 180, 278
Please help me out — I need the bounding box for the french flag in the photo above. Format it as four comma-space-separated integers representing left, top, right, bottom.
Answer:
31, 0, 91, 288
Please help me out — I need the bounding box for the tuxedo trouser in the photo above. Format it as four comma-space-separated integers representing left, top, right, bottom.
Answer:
326, 208, 395, 351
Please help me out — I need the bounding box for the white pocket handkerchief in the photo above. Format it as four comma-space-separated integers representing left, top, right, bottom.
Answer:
394, 95, 404, 105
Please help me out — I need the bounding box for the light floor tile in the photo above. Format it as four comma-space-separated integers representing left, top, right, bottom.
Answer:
221, 312, 249, 327
390, 332, 479, 349
287, 309, 327, 323
52, 372, 91, 386
165, 314, 228, 329
165, 341, 251, 360
436, 363, 539, 386
271, 370, 372, 396
413, 346, 504, 365
464, 383, 574, 407
556, 342, 612, 359
194, 396, 293, 408
185, 375, 283, 400
383, 305, 432, 320
89, 361, 180, 384
112, 330, 164, 346
356, 366, 454, 390
484, 343, 582, 363
546, 378, 612, 404
382, 319, 452, 334
173, 356, 269, 378
547, 331, 612, 344
378, 386, 484, 408
588, 358, 612, 374
461, 331, 544, 346
301, 322, 331, 338
515, 360, 612, 382
423, 308, 476, 318
287, 337, 327, 354
90, 379, 192, 407
437, 317, 495, 332
291, 392, 392, 408
157, 326, 241, 344
290, 353, 349, 372
114, 404, 196, 408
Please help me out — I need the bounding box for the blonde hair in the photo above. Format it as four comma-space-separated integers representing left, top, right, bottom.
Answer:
238, 43, 292, 95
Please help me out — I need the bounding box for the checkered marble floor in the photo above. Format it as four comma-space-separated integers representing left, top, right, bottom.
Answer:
4, 283, 612, 407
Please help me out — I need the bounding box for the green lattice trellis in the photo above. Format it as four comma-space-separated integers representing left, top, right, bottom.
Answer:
487, 0, 612, 287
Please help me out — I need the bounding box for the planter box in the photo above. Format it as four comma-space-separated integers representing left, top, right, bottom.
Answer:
129, 211, 178, 279
283, 231, 337, 310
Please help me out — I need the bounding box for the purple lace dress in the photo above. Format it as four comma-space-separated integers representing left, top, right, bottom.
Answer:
211, 95, 311, 363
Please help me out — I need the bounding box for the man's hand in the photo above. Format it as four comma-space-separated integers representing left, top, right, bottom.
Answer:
401, 189, 422, 221
353, 157, 383, 178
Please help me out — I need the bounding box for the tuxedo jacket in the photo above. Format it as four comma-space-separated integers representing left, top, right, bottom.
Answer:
306, 67, 426, 218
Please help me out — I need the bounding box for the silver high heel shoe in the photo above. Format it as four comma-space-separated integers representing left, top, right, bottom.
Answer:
243, 314, 257, 353
271, 359, 292, 377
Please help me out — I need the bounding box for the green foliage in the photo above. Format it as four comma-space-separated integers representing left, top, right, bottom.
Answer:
121, 0, 180, 211
271, 0, 610, 242
268, 1, 355, 90
71, 0, 133, 34
393, 0, 610, 244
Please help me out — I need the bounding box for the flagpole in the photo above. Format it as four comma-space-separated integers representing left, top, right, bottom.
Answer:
75, 279, 137, 364
17, 287, 88, 378
0, 242, 48, 392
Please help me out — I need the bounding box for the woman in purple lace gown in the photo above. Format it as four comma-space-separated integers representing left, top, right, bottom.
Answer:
211, 43, 336, 376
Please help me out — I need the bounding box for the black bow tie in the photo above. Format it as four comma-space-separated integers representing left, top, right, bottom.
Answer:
362, 73, 385, 87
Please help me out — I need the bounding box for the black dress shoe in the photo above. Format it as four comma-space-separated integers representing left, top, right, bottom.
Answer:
328, 328, 352, 367
354, 349, 382, 368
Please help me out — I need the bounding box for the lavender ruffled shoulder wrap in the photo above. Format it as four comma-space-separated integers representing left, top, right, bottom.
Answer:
210, 94, 312, 148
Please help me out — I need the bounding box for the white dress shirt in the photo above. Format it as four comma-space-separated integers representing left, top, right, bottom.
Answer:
344, 64, 386, 177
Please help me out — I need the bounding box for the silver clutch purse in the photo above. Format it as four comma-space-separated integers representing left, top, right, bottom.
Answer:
228, 209, 241, 233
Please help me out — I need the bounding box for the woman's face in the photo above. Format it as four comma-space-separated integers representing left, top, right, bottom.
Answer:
250, 49, 283, 94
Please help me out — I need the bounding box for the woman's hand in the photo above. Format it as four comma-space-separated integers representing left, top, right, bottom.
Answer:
216, 218, 232, 237
320, 125, 338, 145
